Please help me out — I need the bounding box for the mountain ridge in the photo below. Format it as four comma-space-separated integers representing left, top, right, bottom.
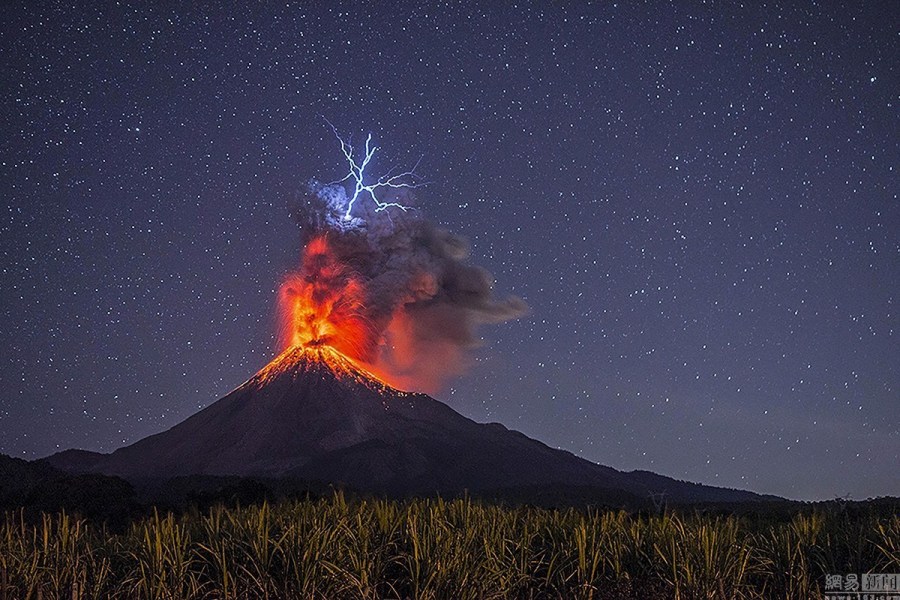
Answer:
44, 346, 781, 504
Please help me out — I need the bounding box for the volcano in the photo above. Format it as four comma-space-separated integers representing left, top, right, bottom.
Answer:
45, 345, 776, 504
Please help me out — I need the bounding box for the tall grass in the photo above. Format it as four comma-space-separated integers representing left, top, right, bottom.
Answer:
1, 494, 896, 599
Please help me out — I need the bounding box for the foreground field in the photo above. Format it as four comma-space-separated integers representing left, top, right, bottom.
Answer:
2, 493, 897, 599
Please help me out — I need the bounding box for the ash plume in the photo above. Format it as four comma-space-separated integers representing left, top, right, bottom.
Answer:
285, 181, 527, 393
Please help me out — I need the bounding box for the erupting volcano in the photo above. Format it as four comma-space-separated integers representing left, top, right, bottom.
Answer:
276, 234, 387, 383
44, 132, 775, 505
271, 167, 528, 394
46, 332, 773, 504
261, 124, 527, 393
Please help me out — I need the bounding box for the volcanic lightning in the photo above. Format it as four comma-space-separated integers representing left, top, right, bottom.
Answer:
275, 127, 527, 393
327, 121, 423, 220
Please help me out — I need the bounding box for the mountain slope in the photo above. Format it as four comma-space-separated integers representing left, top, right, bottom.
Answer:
45, 346, 776, 504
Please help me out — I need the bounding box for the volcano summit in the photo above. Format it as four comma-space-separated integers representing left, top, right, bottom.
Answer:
47, 344, 774, 505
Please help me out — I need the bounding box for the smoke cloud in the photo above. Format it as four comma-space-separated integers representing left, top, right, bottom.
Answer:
282, 181, 527, 393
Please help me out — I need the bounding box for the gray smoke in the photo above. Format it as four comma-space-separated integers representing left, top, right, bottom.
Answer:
291, 181, 527, 392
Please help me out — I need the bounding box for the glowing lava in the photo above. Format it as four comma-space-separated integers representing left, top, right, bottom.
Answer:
275, 235, 395, 387
255, 344, 409, 396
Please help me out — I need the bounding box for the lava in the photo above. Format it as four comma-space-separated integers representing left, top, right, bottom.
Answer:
276, 235, 395, 386
279, 236, 371, 354
256, 344, 409, 396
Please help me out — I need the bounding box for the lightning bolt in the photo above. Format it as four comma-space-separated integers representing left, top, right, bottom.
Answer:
326, 121, 423, 220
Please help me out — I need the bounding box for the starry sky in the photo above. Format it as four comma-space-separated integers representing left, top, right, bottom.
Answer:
1, 2, 897, 501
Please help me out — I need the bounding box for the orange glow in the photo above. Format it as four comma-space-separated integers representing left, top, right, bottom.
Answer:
279, 236, 370, 354
256, 344, 411, 396
276, 235, 398, 387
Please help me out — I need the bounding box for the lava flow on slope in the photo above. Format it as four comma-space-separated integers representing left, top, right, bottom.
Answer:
255, 344, 411, 397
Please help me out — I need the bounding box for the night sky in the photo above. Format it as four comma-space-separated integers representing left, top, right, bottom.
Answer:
2, 2, 897, 501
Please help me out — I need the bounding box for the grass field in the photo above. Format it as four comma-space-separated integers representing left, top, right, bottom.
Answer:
2, 492, 897, 599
